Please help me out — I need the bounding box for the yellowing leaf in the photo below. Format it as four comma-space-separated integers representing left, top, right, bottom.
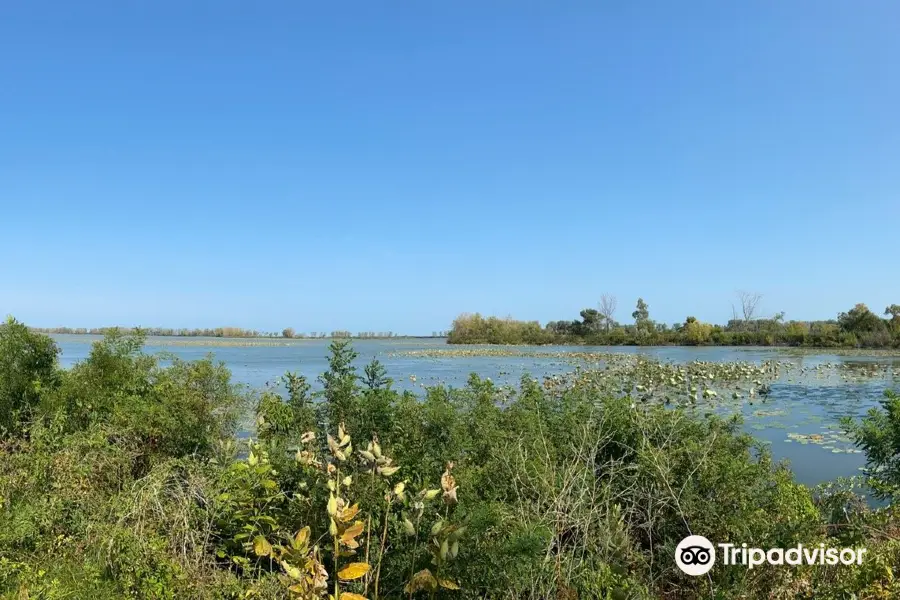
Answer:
439, 578, 461, 590
338, 503, 360, 522
293, 526, 310, 549
340, 594, 368, 600
281, 560, 302, 580
340, 521, 365, 545
252, 535, 272, 557
337, 562, 370, 580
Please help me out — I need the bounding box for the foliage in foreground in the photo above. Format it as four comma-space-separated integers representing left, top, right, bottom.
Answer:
0, 317, 898, 599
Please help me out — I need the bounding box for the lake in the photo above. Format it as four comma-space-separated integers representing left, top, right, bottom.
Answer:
53, 335, 900, 488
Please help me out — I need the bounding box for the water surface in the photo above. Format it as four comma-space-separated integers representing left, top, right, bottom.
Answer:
53, 335, 900, 487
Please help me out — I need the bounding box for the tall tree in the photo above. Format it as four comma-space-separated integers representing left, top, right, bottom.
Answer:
599, 293, 617, 333
580, 308, 602, 334
838, 303, 884, 334
886, 305, 900, 331
632, 298, 650, 331
733, 291, 762, 330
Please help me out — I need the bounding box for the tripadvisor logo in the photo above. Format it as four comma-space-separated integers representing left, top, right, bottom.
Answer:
675, 535, 716, 576
675, 535, 867, 576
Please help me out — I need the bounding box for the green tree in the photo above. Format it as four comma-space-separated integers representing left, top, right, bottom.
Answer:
682, 316, 713, 345
0, 317, 60, 436
885, 304, 900, 332
838, 303, 885, 334
579, 308, 602, 334
317, 339, 360, 427
632, 298, 651, 333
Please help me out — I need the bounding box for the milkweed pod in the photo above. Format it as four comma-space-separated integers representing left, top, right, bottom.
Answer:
430, 520, 444, 536
402, 516, 416, 535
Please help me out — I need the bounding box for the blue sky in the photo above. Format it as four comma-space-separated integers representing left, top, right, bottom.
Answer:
2, 1, 898, 334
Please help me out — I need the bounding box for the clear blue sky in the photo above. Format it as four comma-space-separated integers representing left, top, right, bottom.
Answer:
2, 1, 898, 334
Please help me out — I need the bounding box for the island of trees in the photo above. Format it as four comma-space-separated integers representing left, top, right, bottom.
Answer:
448, 292, 900, 348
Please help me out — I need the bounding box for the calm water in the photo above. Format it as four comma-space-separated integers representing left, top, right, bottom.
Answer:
53, 335, 900, 487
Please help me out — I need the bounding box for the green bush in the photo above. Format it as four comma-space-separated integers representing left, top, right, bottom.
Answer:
0, 317, 60, 436
843, 390, 900, 501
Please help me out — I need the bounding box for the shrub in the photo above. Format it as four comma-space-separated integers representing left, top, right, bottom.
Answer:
0, 317, 59, 436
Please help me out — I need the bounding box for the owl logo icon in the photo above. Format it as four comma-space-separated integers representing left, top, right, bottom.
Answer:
675, 535, 715, 576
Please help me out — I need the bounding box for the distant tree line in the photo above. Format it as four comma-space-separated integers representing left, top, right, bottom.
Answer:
31, 326, 447, 339
33, 326, 274, 338
448, 293, 900, 348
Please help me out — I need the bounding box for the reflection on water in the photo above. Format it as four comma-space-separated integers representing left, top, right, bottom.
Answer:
53, 335, 899, 487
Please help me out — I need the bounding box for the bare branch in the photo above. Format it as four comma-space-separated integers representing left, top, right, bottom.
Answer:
736, 290, 762, 323
598, 294, 618, 333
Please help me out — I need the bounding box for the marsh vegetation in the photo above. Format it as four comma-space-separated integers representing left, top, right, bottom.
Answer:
2, 318, 899, 599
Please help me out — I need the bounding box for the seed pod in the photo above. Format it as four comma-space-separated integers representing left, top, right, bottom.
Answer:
327, 494, 337, 516
450, 540, 459, 558
430, 520, 444, 536
448, 526, 467, 542
342, 475, 352, 486
402, 517, 416, 535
